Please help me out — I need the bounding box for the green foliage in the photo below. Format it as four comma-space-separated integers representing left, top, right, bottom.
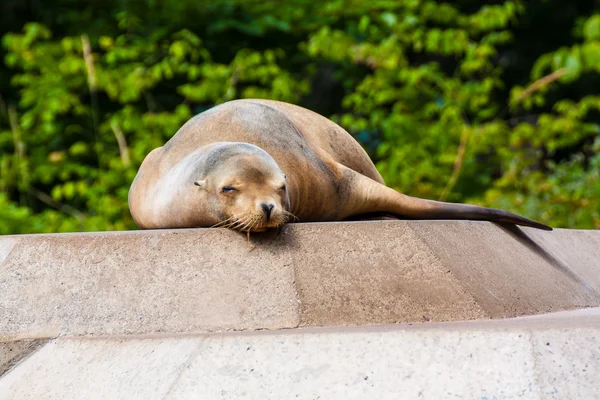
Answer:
0, 0, 599, 233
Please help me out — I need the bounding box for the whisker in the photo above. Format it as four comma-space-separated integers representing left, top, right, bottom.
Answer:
211, 215, 237, 228
222, 219, 242, 230
228, 215, 250, 230
252, 216, 262, 230
238, 218, 254, 232
237, 214, 257, 231
248, 217, 262, 232
221, 220, 237, 229
215, 212, 248, 228
282, 210, 299, 222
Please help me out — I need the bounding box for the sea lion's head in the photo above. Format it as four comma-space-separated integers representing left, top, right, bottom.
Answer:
193, 143, 290, 232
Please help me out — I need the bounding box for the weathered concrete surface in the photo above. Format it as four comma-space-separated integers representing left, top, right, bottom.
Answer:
291, 221, 487, 326
0, 229, 299, 340
1, 221, 599, 339
411, 221, 600, 317
1, 308, 599, 400
0, 340, 48, 377
525, 227, 600, 293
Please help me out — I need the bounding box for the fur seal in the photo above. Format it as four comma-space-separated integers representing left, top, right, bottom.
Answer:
128, 99, 552, 231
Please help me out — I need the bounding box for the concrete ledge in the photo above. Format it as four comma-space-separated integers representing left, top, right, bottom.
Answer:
2, 308, 599, 399
1, 221, 599, 339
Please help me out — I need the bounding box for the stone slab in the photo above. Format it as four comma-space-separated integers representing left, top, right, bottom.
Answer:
0, 229, 300, 340
289, 222, 487, 326
1, 309, 599, 400
526, 226, 600, 293
1, 221, 599, 339
411, 221, 600, 318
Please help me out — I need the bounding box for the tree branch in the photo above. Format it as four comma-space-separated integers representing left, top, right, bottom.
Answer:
516, 68, 567, 103
110, 121, 131, 167
81, 34, 102, 171
439, 124, 471, 202
29, 188, 85, 221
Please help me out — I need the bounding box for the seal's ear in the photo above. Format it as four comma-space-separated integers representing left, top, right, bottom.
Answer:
194, 179, 206, 189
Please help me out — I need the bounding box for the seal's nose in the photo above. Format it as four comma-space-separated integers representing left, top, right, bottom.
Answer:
261, 203, 274, 220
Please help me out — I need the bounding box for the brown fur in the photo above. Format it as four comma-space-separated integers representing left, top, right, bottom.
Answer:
129, 99, 552, 231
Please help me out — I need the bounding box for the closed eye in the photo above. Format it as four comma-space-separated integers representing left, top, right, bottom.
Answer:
280, 185, 286, 192
221, 185, 237, 193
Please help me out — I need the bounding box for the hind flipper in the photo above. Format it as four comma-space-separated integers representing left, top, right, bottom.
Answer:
336, 164, 552, 231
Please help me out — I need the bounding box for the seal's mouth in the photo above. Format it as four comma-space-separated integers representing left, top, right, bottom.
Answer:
211, 211, 296, 232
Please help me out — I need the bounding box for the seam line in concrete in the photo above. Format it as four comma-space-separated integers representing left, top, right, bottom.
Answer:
510, 226, 599, 295
0, 238, 18, 268
404, 222, 489, 318
51, 308, 600, 341
0, 339, 52, 379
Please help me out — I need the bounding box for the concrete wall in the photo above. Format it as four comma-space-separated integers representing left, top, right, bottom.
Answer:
2, 220, 599, 340
1, 221, 599, 399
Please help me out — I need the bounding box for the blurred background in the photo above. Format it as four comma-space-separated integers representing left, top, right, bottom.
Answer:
0, 0, 599, 234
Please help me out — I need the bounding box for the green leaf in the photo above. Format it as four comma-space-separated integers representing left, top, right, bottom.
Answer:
583, 15, 600, 40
